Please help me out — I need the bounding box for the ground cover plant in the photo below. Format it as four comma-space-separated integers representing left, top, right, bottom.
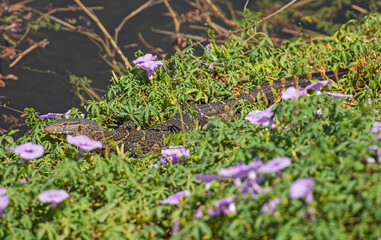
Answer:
1, 11, 381, 240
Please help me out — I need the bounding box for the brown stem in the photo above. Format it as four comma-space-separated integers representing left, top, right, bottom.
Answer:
9, 38, 49, 68
115, 0, 156, 44
163, 0, 180, 33
200, 0, 240, 27
73, 0, 132, 69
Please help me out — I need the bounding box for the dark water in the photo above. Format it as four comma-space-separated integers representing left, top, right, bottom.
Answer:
0, 0, 250, 133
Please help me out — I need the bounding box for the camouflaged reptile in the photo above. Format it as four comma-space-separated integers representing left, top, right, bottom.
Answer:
44, 67, 357, 156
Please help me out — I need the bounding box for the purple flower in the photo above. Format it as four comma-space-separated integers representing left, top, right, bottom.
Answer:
0, 188, 6, 196
260, 197, 281, 214
195, 173, 225, 190
150, 164, 159, 169
281, 87, 307, 100
370, 122, 381, 133
376, 134, 381, 141
134, 53, 157, 64
368, 145, 381, 163
218, 159, 262, 179
289, 177, 314, 204
160, 145, 190, 165
208, 63, 213, 71
67, 135, 102, 154
195, 173, 224, 183
205, 43, 210, 50
161, 190, 190, 205
321, 92, 353, 98
242, 176, 271, 197
7, 142, 44, 161
282, 80, 353, 100
39, 112, 64, 120
305, 80, 331, 91
172, 220, 180, 233
314, 109, 322, 115
0, 196, 10, 218
64, 109, 71, 119
194, 206, 203, 218
133, 54, 163, 80
20, 177, 30, 183
257, 157, 291, 173
38, 189, 69, 208
368, 145, 378, 150
207, 196, 236, 217
245, 105, 275, 126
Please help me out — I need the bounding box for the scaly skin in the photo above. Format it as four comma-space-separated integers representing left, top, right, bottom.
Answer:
44, 66, 358, 155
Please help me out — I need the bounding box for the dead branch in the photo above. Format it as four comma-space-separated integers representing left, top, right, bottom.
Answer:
138, 33, 167, 58
163, 0, 180, 33
115, 0, 156, 44
9, 38, 49, 68
73, 0, 132, 69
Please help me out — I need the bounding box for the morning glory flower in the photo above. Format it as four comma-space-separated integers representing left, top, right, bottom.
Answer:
161, 190, 190, 205
208, 63, 213, 71
20, 177, 30, 183
368, 145, 378, 150
257, 157, 291, 173
207, 196, 236, 217
67, 135, 102, 155
39, 112, 64, 120
38, 189, 69, 208
0, 196, 10, 218
242, 176, 271, 197
194, 206, 203, 218
149, 164, 159, 169
64, 109, 71, 118
0, 188, 6, 196
7, 142, 44, 161
133, 54, 163, 80
205, 43, 210, 50
195, 173, 224, 183
218, 159, 262, 179
195, 173, 225, 190
305, 80, 332, 91
245, 105, 275, 126
281, 87, 308, 100
370, 122, 381, 132
314, 109, 322, 115
260, 197, 282, 214
281, 80, 353, 100
367, 145, 381, 163
172, 220, 180, 233
160, 145, 190, 165
281, 79, 332, 100
289, 177, 314, 204
376, 134, 381, 141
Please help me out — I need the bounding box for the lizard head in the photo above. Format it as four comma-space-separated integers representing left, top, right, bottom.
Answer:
44, 118, 101, 136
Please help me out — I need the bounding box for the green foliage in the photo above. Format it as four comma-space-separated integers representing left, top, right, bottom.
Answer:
1, 13, 381, 239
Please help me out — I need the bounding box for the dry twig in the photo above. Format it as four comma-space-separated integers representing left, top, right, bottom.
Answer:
73, 0, 132, 69
115, 0, 157, 44
9, 38, 49, 68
